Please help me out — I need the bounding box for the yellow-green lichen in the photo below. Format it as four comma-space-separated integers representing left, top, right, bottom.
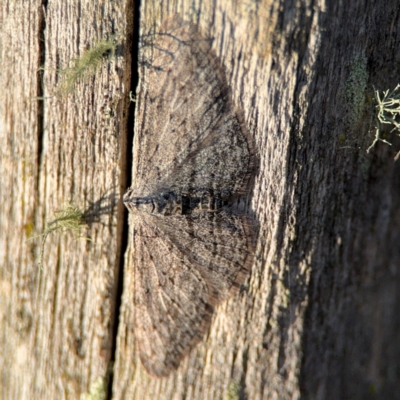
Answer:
56, 36, 116, 96
80, 376, 107, 400
30, 203, 87, 269
344, 54, 368, 128
224, 380, 241, 400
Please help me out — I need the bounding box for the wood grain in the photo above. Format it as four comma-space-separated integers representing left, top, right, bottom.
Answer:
113, 1, 400, 399
0, 1, 130, 398
2, 0, 400, 399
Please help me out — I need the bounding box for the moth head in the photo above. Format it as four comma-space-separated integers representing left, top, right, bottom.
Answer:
123, 188, 155, 214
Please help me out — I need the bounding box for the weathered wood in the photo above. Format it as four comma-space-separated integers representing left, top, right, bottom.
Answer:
0, 0, 131, 399
0, 1, 42, 396
2, 0, 400, 399
113, 1, 400, 399
113, 1, 307, 398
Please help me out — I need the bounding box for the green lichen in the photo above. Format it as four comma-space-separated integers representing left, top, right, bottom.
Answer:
30, 203, 87, 269
344, 54, 368, 128
80, 377, 107, 400
57, 36, 116, 96
225, 380, 241, 400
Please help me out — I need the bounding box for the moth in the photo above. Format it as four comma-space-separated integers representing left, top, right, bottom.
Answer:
123, 15, 258, 377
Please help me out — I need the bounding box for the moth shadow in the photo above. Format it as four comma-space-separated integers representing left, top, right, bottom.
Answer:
82, 187, 118, 226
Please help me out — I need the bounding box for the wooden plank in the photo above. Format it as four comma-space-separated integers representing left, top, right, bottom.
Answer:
112, 1, 311, 398
0, 0, 132, 398
1, 1, 44, 398
112, 1, 400, 399
2, 0, 400, 398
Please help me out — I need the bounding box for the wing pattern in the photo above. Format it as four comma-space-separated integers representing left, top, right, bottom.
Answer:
124, 15, 258, 376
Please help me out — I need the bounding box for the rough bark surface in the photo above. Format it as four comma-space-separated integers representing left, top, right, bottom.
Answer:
1, 0, 400, 399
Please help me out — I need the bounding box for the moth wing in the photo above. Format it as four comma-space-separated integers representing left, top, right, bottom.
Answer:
133, 216, 212, 377
133, 16, 256, 197
133, 211, 256, 376
155, 211, 256, 296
